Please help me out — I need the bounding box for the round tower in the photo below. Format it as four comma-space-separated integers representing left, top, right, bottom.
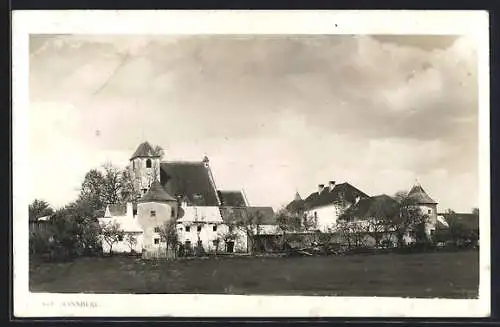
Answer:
407, 181, 438, 236
130, 141, 162, 196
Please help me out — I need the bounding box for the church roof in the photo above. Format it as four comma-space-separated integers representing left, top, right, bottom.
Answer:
407, 184, 437, 204
303, 182, 369, 210
160, 161, 220, 206
139, 180, 177, 203
130, 141, 160, 160
217, 190, 247, 207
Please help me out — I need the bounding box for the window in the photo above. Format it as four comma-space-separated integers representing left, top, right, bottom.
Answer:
213, 225, 217, 232
154, 227, 160, 233
146, 159, 152, 168
118, 235, 123, 241
185, 226, 190, 232
154, 238, 160, 244
197, 240, 203, 247
185, 240, 191, 247
430, 229, 436, 237
150, 210, 156, 217
171, 208, 175, 217
133, 209, 137, 215
428, 209, 432, 214
197, 225, 202, 232
132, 161, 135, 169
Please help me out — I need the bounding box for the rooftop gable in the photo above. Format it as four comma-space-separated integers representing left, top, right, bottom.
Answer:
219, 206, 277, 225
303, 182, 369, 210
130, 141, 160, 160
218, 190, 247, 207
343, 194, 400, 221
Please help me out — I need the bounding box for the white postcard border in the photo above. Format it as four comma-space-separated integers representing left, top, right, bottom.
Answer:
12, 10, 491, 318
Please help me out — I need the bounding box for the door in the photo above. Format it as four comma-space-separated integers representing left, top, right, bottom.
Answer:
226, 241, 234, 253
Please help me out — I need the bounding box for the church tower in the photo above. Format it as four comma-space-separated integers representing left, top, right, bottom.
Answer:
130, 141, 162, 196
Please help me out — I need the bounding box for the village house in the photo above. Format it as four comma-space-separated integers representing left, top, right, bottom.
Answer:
286, 181, 370, 232
285, 179, 462, 247
98, 141, 277, 256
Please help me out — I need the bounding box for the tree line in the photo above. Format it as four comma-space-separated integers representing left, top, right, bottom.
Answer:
271, 191, 480, 253
28, 145, 162, 261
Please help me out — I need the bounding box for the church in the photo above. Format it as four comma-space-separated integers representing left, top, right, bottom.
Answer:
98, 141, 277, 256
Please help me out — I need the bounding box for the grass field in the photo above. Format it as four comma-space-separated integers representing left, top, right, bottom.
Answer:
29, 250, 479, 298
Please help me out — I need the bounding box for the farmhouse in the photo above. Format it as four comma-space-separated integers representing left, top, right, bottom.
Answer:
286, 180, 450, 244
287, 181, 370, 232
98, 141, 277, 256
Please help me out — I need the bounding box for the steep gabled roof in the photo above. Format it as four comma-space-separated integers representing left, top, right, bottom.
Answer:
286, 199, 305, 214
246, 207, 276, 225
303, 182, 369, 210
343, 194, 400, 221
218, 190, 247, 207
408, 184, 437, 204
130, 141, 160, 160
219, 206, 277, 225
160, 161, 220, 206
139, 180, 177, 203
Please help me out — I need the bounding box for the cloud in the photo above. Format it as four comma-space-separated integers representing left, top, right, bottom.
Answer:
28, 34, 479, 212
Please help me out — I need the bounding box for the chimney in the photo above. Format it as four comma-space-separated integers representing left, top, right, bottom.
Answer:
126, 202, 133, 217
202, 155, 209, 168
318, 184, 325, 194
328, 180, 336, 191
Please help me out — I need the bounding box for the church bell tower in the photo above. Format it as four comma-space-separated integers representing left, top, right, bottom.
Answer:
129, 141, 162, 196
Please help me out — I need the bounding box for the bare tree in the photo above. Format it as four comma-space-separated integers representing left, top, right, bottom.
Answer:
119, 166, 142, 202
125, 234, 138, 253
222, 208, 264, 255
391, 191, 429, 247
364, 217, 387, 248
101, 221, 125, 255
275, 207, 302, 244
158, 220, 179, 259
102, 162, 121, 205
153, 145, 165, 159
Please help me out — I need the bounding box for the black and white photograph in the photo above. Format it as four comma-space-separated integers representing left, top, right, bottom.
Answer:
13, 10, 490, 317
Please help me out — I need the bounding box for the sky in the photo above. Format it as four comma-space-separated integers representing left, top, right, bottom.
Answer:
28, 34, 479, 212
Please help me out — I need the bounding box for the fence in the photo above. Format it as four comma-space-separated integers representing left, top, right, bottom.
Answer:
142, 247, 177, 260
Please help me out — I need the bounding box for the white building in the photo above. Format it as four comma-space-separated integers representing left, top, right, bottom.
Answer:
98, 203, 143, 253
98, 141, 278, 256
287, 181, 370, 232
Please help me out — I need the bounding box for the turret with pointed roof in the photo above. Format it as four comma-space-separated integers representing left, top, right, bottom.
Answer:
407, 183, 438, 205
139, 180, 177, 203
